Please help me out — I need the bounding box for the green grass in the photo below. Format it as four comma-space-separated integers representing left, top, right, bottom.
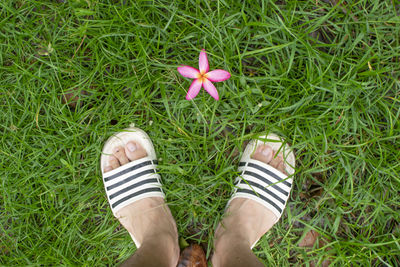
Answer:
1, 0, 399, 265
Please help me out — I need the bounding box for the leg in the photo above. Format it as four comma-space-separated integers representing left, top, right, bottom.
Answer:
212, 144, 289, 267
121, 234, 177, 267
213, 240, 263, 267
104, 141, 179, 267
118, 198, 179, 267
212, 199, 275, 267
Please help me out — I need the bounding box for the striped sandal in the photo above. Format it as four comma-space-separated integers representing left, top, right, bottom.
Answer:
100, 126, 165, 247
228, 133, 296, 248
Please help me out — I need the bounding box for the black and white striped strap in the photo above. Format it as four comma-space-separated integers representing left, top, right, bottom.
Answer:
102, 156, 164, 214
232, 158, 293, 219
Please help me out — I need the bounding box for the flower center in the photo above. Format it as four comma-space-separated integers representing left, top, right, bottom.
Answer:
197, 72, 207, 82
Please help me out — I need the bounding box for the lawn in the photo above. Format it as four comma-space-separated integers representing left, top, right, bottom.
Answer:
1, 0, 399, 266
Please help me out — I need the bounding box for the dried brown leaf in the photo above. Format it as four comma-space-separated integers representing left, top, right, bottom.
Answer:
177, 244, 207, 267
61, 89, 88, 108
299, 230, 332, 266
299, 230, 319, 248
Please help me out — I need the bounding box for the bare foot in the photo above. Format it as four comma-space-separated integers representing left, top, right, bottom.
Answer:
212, 144, 288, 267
104, 141, 179, 266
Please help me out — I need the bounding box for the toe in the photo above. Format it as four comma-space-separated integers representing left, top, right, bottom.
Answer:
251, 144, 288, 174
270, 153, 283, 169
113, 146, 129, 165
255, 145, 263, 154
251, 145, 273, 164
260, 145, 274, 163
108, 155, 120, 169
277, 161, 287, 174
104, 166, 113, 173
125, 141, 147, 161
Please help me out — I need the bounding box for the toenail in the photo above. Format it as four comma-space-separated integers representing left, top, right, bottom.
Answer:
127, 143, 136, 152
262, 147, 271, 156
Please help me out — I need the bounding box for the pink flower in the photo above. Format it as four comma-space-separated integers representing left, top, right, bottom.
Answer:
177, 49, 231, 100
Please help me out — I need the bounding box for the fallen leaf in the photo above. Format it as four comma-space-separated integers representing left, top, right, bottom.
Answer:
299, 230, 319, 247
299, 230, 331, 266
61, 89, 88, 108
177, 244, 207, 267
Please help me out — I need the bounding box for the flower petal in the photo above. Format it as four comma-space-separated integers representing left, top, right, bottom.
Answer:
204, 69, 231, 82
177, 65, 200, 79
186, 79, 203, 100
199, 49, 209, 74
202, 78, 219, 100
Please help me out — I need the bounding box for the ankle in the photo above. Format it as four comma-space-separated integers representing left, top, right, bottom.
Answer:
213, 233, 251, 267
143, 231, 180, 260
122, 232, 180, 267
222, 199, 277, 243
116, 198, 179, 248
215, 231, 251, 253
